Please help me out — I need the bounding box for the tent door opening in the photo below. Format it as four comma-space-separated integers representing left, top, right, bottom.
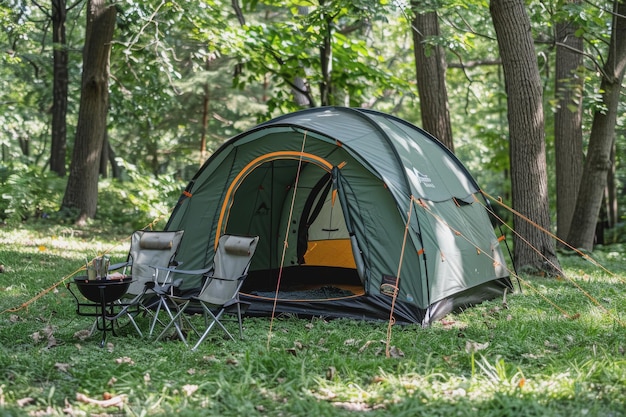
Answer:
225, 159, 364, 300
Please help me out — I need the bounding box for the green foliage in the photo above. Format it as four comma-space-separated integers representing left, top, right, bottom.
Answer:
1, 227, 626, 416
0, 163, 66, 224
94, 161, 185, 230
107, 0, 261, 175
0, 0, 624, 232
0, 161, 184, 230
235, 0, 413, 115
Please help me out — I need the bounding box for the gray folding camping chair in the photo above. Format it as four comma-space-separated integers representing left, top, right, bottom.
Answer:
108, 230, 192, 337
155, 234, 259, 351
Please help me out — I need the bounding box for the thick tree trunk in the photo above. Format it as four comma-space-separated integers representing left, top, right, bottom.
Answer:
567, 0, 626, 250
490, 0, 560, 274
50, 0, 68, 176
554, 0, 584, 242
61, 0, 116, 223
411, 3, 454, 152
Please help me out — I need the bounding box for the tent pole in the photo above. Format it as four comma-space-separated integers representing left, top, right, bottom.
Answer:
267, 131, 308, 349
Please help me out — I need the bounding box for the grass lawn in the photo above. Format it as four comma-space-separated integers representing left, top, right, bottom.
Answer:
1, 223, 625, 416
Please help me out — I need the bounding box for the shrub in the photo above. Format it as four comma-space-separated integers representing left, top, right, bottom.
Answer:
0, 163, 66, 223
0, 161, 185, 229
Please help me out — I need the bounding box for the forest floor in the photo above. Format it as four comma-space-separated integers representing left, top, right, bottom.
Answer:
1, 223, 625, 416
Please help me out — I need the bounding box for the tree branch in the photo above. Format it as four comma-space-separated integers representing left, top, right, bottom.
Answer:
232, 0, 246, 26
448, 59, 501, 69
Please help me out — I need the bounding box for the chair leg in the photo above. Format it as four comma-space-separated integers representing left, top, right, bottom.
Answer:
106, 300, 144, 338
148, 297, 165, 337
112, 307, 144, 337
236, 303, 244, 339
191, 308, 234, 351
161, 299, 188, 342
156, 301, 189, 346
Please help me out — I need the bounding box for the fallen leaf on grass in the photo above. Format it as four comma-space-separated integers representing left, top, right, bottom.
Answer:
387, 346, 404, 358
17, 397, 34, 407
115, 357, 134, 365
441, 318, 456, 328
358, 340, 373, 353
333, 401, 371, 412
182, 384, 199, 397
31, 331, 42, 343
73, 329, 91, 341
371, 375, 386, 384
521, 353, 544, 359
47, 336, 58, 349
31, 325, 58, 348
55, 363, 70, 372
465, 340, 489, 353
544, 340, 558, 349
76, 392, 126, 409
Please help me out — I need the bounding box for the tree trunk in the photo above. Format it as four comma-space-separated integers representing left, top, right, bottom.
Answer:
554, 0, 584, 242
99, 130, 109, 178
411, 3, 454, 152
567, 0, 626, 250
61, 0, 116, 223
319, 12, 333, 106
607, 142, 617, 228
490, 0, 560, 274
107, 140, 122, 178
50, 0, 68, 176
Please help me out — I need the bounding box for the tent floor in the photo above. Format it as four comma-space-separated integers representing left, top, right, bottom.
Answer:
241, 266, 365, 301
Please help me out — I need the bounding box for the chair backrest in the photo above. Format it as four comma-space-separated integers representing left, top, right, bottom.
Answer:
126, 230, 184, 295
198, 234, 259, 306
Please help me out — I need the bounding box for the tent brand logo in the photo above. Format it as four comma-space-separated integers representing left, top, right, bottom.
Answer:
417, 171, 435, 188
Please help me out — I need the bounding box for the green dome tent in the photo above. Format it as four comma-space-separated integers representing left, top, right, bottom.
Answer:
165, 107, 512, 325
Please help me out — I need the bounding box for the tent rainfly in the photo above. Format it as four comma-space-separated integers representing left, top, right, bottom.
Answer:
165, 107, 513, 325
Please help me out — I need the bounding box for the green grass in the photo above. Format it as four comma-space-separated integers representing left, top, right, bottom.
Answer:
1, 223, 626, 416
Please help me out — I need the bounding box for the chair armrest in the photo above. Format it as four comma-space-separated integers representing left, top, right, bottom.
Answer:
150, 266, 213, 294
208, 273, 247, 282
151, 265, 212, 275
152, 278, 185, 296
108, 261, 130, 271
